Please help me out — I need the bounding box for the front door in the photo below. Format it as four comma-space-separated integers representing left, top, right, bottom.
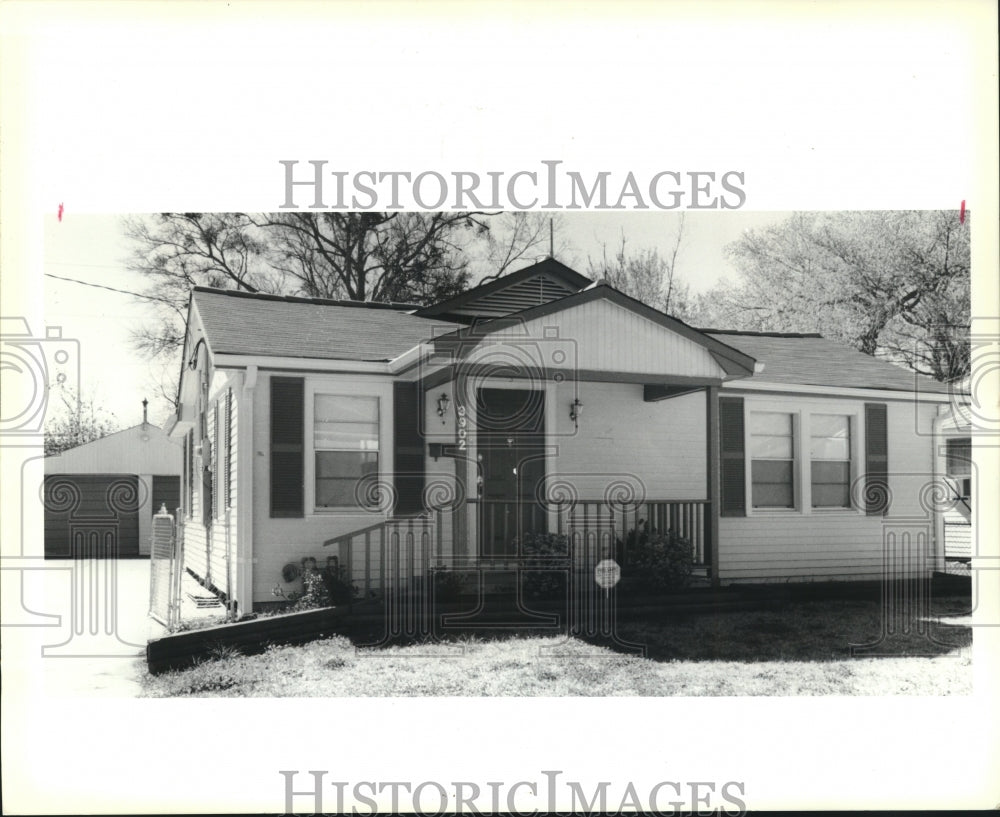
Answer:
477, 388, 546, 558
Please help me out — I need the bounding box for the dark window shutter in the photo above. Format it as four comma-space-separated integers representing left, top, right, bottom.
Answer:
270, 377, 304, 517
225, 389, 233, 509
393, 381, 426, 516
212, 403, 220, 520
864, 403, 889, 515
719, 396, 746, 517
186, 431, 194, 517
182, 430, 188, 516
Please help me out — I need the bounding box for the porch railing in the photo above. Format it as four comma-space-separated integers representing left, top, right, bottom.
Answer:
473, 498, 710, 568
324, 498, 709, 599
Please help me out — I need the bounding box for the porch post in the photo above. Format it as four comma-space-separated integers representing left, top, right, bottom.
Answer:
706, 385, 721, 587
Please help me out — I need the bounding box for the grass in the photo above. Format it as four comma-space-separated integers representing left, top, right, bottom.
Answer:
140, 595, 972, 697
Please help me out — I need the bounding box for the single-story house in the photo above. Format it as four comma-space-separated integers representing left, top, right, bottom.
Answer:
165, 258, 967, 614
44, 414, 182, 558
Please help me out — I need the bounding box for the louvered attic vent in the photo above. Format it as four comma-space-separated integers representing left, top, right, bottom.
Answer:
450, 274, 579, 318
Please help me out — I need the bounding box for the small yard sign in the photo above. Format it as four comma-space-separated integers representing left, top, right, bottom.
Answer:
594, 558, 621, 589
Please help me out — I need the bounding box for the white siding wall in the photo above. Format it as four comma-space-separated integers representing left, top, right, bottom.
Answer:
181, 377, 239, 602
718, 394, 940, 583
549, 381, 707, 501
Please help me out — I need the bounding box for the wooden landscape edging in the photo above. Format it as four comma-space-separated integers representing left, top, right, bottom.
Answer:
146, 606, 350, 674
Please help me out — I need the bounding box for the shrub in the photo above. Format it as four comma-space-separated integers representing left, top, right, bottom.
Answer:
273, 556, 356, 611
519, 532, 569, 600
621, 523, 693, 592
431, 567, 467, 603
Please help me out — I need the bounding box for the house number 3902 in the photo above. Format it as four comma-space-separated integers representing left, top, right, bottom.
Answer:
457, 404, 467, 450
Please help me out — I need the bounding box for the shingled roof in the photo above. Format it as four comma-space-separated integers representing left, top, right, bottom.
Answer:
188, 286, 954, 395
705, 331, 952, 394
192, 288, 459, 361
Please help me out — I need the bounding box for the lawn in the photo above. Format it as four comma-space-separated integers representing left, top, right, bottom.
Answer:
140, 595, 972, 697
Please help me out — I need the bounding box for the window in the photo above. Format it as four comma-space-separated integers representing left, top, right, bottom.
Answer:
750, 412, 794, 508
810, 414, 851, 508
314, 395, 379, 509
946, 438, 972, 499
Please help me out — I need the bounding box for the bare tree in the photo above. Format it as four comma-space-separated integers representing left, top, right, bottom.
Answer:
587, 215, 692, 317
698, 211, 970, 381
473, 213, 566, 284
123, 211, 558, 359
44, 386, 120, 456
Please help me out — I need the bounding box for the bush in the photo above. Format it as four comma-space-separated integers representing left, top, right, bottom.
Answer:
431, 567, 468, 603
519, 532, 569, 600
621, 523, 693, 592
273, 556, 356, 611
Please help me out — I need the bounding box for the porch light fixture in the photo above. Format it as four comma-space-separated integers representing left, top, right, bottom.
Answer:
436, 392, 451, 422
569, 397, 583, 428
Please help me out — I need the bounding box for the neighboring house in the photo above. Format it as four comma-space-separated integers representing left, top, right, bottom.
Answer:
938, 403, 973, 565
166, 258, 965, 614
44, 417, 182, 558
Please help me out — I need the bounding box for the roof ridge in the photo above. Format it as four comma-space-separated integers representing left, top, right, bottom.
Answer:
192, 286, 421, 311
44, 422, 164, 456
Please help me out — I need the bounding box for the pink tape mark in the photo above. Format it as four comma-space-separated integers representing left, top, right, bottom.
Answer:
57, 203, 64, 222
960, 200, 965, 223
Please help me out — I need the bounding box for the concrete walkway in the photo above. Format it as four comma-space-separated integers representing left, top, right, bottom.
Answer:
4, 558, 166, 697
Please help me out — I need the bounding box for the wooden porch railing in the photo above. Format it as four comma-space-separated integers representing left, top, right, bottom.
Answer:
472, 498, 710, 567
324, 498, 709, 599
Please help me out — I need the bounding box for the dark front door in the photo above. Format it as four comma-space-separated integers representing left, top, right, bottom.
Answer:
477, 388, 546, 558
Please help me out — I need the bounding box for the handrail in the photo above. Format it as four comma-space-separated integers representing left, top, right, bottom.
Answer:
322, 516, 427, 549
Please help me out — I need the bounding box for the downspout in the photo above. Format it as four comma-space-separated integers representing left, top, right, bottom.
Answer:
931, 404, 950, 573
237, 364, 258, 615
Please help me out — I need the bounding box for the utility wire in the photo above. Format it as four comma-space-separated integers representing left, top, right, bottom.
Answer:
44, 272, 175, 306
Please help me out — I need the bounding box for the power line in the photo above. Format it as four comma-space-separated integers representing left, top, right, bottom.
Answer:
44, 272, 175, 305
45, 260, 133, 270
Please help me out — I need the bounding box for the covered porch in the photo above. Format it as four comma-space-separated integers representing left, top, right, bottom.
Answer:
322, 286, 758, 612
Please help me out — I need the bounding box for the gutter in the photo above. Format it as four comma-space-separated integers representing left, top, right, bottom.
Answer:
722, 379, 960, 403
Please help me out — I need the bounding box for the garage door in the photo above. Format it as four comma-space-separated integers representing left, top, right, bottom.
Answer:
43, 475, 142, 559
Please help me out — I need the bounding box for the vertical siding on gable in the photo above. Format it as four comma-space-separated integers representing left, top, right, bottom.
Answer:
491, 299, 726, 377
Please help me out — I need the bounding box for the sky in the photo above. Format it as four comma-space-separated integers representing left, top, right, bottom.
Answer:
42, 210, 790, 429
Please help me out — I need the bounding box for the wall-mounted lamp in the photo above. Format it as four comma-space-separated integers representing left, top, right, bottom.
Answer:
436, 392, 451, 423
569, 397, 583, 429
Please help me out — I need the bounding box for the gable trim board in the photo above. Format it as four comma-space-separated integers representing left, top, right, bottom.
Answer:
414, 257, 592, 319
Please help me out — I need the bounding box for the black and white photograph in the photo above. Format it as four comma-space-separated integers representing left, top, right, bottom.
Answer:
1, 2, 997, 814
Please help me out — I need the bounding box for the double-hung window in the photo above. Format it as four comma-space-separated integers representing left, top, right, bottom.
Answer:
810, 414, 851, 508
945, 437, 972, 500
314, 395, 379, 509
750, 412, 795, 509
